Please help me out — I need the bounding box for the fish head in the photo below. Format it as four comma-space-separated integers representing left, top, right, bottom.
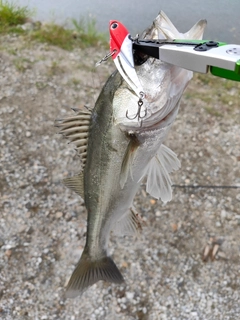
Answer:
113, 11, 207, 129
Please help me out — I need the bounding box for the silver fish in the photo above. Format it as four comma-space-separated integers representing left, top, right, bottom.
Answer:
55, 11, 206, 298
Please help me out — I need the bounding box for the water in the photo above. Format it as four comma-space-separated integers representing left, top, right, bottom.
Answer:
18, 0, 240, 43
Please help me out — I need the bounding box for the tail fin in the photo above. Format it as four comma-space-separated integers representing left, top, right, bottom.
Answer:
66, 249, 124, 298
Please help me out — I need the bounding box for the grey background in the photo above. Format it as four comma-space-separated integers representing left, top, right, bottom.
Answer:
18, 0, 240, 42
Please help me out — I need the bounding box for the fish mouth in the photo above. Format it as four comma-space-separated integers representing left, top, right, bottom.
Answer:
133, 49, 149, 66
120, 101, 179, 133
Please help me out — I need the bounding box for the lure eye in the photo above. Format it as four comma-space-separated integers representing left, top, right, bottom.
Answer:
111, 22, 118, 30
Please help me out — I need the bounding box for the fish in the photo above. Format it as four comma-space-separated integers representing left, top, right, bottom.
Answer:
55, 11, 206, 298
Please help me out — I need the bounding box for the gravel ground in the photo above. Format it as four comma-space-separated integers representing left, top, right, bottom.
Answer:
0, 33, 240, 320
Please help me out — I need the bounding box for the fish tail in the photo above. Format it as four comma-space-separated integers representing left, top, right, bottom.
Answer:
66, 248, 124, 298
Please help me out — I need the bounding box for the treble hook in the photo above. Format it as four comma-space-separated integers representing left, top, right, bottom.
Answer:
126, 92, 147, 125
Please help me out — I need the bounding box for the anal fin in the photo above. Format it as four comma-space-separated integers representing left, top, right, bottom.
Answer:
113, 208, 143, 236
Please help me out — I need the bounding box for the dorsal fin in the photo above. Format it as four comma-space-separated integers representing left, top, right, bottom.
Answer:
63, 173, 84, 199
55, 107, 91, 167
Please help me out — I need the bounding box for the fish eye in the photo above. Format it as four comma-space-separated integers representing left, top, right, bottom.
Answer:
111, 22, 118, 30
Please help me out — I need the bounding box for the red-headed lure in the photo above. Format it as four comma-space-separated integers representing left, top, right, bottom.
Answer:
109, 20, 145, 99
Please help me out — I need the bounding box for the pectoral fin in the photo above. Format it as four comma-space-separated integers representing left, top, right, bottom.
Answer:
120, 133, 140, 188
143, 144, 180, 202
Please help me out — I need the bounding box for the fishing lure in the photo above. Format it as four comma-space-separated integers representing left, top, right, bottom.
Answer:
109, 20, 240, 89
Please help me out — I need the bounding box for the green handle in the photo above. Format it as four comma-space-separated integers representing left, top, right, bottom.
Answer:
211, 60, 240, 82
175, 40, 240, 82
